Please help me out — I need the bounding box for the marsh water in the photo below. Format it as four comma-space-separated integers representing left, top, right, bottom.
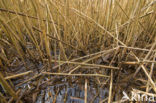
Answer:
36, 83, 108, 103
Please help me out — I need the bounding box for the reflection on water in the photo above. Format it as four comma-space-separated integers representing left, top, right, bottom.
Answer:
36, 83, 108, 103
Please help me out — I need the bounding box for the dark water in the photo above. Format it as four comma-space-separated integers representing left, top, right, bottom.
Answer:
36, 83, 108, 103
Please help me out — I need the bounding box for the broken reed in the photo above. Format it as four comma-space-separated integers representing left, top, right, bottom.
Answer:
0, 0, 156, 102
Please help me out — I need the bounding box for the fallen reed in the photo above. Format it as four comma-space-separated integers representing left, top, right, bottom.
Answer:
0, 0, 156, 102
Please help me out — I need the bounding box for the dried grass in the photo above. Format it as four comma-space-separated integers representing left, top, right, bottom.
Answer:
0, 0, 156, 102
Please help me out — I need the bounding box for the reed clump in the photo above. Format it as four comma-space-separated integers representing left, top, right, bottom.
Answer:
0, 0, 156, 102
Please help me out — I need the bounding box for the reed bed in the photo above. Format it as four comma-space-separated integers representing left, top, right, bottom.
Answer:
0, 0, 156, 102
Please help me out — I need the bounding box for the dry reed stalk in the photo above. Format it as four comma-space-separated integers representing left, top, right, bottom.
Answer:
0, 0, 156, 102
0, 8, 56, 24
49, 59, 119, 69
32, 26, 81, 51
84, 79, 88, 103
4, 71, 32, 80
108, 70, 113, 103
42, 72, 110, 77
132, 88, 156, 97
52, 47, 118, 70
8, 89, 21, 103
52, 88, 59, 103
131, 52, 156, 93
0, 72, 22, 103
146, 53, 156, 92
0, 92, 7, 103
